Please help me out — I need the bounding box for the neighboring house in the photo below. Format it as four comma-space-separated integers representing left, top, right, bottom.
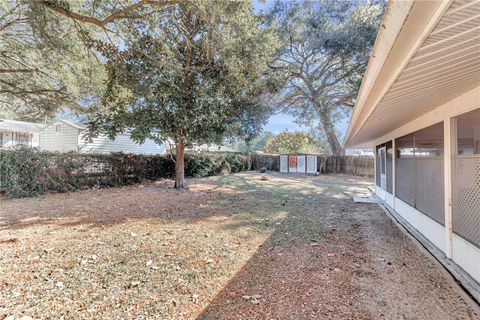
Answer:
345, 0, 480, 287
39, 119, 166, 155
0, 119, 46, 149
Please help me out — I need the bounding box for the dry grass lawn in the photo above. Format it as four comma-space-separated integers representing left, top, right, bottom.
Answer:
1, 172, 479, 319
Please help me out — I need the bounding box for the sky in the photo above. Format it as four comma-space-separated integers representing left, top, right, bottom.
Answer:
264, 113, 350, 138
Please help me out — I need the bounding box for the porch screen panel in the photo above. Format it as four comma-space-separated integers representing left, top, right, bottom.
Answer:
452, 108, 480, 248
375, 145, 381, 187
395, 134, 415, 206
414, 122, 444, 225
386, 141, 393, 194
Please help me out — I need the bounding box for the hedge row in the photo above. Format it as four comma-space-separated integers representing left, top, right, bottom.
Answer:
0, 148, 252, 198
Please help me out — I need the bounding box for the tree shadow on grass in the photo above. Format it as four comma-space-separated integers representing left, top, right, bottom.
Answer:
0, 171, 376, 319
196, 176, 374, 320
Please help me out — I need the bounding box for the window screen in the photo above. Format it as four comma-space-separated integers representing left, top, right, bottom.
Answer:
414, 123, 444, 225
395, 134, 415, 207
395, 123, 444, 225
375, 145, 381, 187
386, 141, 393, 194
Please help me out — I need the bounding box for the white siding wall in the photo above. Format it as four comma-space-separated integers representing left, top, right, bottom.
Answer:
78, 133, 165, 155
31, 132, 40, 147
40, 122, 80, 152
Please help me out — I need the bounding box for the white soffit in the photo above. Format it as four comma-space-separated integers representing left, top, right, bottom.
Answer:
347, 0, 480, 148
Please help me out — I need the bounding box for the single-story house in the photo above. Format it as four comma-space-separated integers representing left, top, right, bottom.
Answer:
345, 0, 480, 287
0, 119, 46, 149
39, 119, 166, 155
190, 143, 236, 152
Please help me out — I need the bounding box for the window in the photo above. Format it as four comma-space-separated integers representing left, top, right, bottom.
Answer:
55, 125, 62, 133
15, 133, 30, 146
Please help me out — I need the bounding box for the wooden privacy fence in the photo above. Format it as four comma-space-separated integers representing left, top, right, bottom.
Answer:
251, 153, 374, 178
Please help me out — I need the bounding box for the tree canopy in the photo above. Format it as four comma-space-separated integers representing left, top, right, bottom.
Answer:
87, 0, 279, 188
264, 131, 321, 154
0, 1, 107, 121
231, 131, 274, 153
268, 0, 383, 155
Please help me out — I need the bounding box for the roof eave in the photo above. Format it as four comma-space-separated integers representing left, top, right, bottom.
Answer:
345, 0, 454, 148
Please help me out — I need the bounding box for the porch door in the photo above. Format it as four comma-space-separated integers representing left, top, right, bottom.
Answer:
380, 146, 387, 190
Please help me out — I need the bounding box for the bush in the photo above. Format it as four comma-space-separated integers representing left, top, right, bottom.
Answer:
0, 147, 49, 198
0, 148, 252, 198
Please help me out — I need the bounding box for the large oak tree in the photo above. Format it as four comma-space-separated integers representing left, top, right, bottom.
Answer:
268, 0, 383, 155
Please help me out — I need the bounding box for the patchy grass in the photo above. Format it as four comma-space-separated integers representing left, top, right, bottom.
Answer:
1, 172, 478, 320
0, 172, 368, 319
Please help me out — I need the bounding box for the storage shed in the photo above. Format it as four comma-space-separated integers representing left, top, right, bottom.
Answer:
345, 0, 480, 285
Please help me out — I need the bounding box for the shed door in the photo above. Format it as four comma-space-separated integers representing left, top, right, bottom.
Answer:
289, 156, 297, 173
280, 155, 288, 173
306, 155, 317, 174
297, 155, 306, 173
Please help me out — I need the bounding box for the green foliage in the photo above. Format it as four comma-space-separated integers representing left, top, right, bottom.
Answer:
232, 131, 274, 152
184, 153, 251, 178
87, 0, 279, 149
0, 147, 49, 197
0, 1, 106, 121
264, 131, 322, 154
0, 147, 252, 198
268, 0, 384, 155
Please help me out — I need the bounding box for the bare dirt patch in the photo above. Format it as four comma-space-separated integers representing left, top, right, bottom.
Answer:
0, 172, 478, 319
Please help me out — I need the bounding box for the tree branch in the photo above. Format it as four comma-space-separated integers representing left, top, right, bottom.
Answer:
0, 68, 38, 74
36, 0, 179, 28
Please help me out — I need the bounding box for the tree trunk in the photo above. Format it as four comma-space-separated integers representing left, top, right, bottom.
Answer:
174, 138, 186, 189
317, 108, 345, 156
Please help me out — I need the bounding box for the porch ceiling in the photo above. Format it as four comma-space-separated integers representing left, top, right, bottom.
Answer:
345, 0, 480, 148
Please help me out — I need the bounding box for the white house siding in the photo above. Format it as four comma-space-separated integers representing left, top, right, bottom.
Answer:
31, 132, 40, 147
78, 133, 165, 155
39, 122, 81, 152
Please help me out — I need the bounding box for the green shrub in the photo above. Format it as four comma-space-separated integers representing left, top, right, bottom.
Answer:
0, 147, 49, 198
0, 148, 252, 198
